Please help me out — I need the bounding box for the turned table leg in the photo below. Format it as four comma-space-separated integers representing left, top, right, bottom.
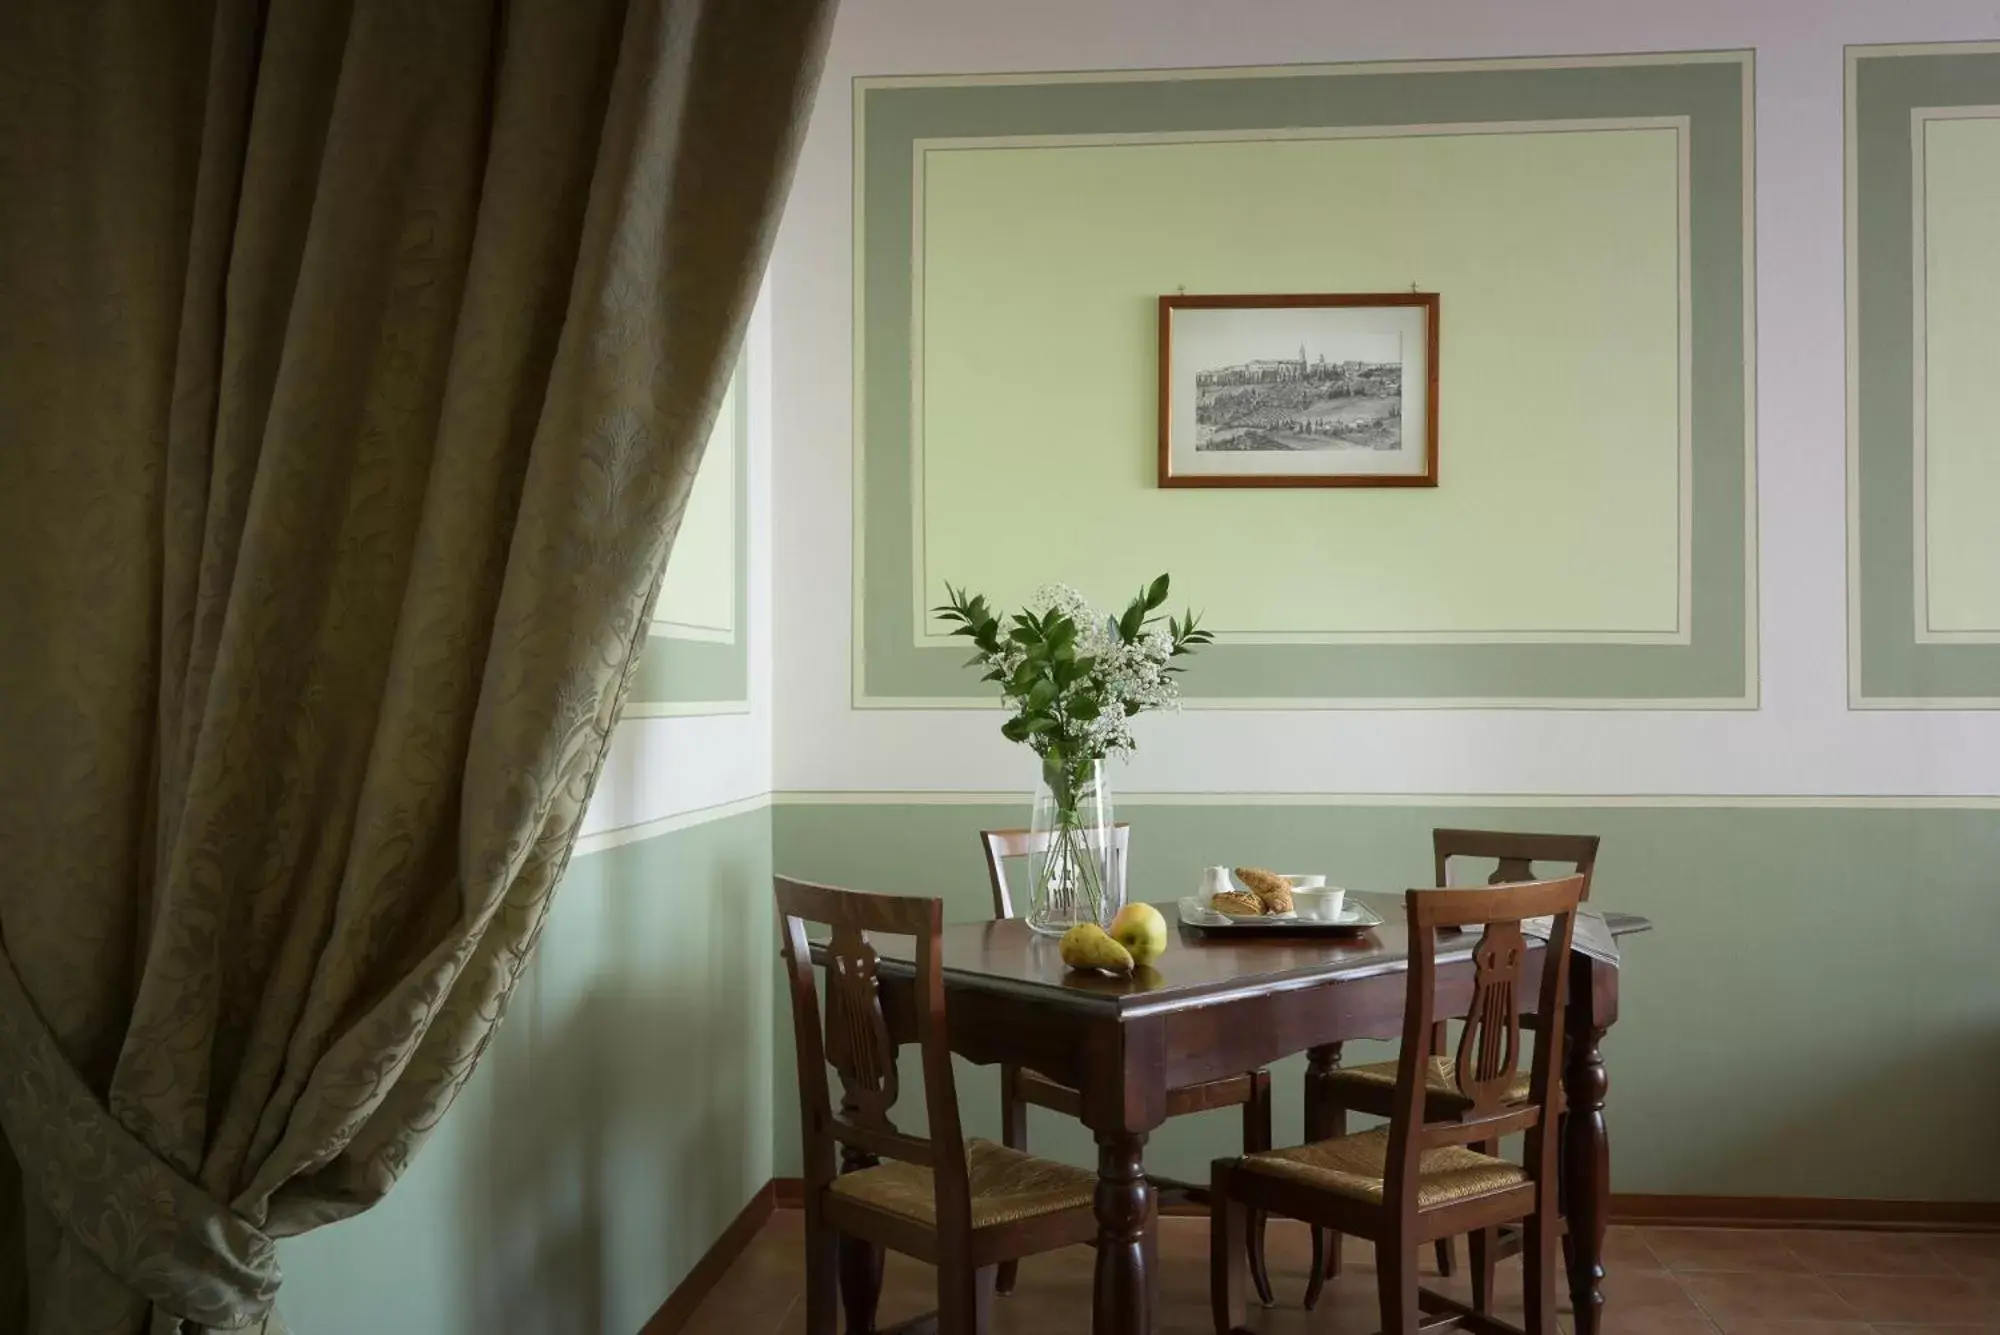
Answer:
1564, 963, 1611, 1335
1093, 1130, 1157, 1335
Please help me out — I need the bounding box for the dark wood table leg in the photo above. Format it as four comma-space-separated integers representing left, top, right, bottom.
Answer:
1564, 958, 1612, 1335
1093, 1129, 1157, 1335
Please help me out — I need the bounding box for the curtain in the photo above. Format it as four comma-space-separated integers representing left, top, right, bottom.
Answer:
0, 1, 832, 1330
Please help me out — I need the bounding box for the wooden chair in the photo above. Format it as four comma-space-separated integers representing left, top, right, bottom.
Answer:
777, 876, 1102, 1334
1304, 829, 1599, 1310
978, 827, 1276, 1304
1211, 875, 1587, 1335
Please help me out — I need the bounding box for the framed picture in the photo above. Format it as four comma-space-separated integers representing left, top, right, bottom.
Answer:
1157, 292, 1439, 488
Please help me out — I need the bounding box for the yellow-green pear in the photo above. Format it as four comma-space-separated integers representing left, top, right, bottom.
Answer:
1107, 902, 1169, 965
1058, 922, 1134, 976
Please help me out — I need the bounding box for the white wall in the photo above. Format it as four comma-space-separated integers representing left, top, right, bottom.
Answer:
772, 0, 2000, 800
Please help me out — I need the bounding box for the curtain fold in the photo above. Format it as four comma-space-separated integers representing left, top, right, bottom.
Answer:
0, 1, 834, 1330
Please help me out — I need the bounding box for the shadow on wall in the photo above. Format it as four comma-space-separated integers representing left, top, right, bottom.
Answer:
457, 832, 771, 1335
278, 810, 774, 1335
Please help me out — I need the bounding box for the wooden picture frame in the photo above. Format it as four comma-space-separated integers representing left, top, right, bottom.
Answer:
1157, 292, 1440, 488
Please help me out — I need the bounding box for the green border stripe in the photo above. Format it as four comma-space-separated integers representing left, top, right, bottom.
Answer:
858, 59, 1752, 703
1851, 48, 2000, 703
630, 358, 751, 710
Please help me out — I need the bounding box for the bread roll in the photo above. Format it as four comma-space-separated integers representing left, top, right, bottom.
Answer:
1234, 867, 1294, 915
1209, 890, 1265, 917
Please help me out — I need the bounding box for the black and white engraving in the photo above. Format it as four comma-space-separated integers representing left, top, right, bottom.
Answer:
1194, 342, 1404, 452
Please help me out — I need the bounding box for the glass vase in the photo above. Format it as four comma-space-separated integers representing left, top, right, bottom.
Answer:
1025, 758, 1124, 936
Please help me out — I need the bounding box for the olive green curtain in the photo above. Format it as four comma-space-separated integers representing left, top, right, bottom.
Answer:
0, 2, 831, 1330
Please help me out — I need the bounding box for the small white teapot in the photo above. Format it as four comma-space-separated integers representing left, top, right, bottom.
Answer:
1200, 865, 1235, 897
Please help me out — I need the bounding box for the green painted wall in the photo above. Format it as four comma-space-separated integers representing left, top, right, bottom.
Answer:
628, 360, 752, 714
1920, 113, 2000, 637
1849, 46, 2000, 700
856, 56, 1754, 705
278, 806, 774, 1335
920, 126, 1685, 640
773, 800, 2000, 1202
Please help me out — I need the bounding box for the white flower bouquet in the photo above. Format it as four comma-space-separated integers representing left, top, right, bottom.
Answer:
935, 575, 1212, 928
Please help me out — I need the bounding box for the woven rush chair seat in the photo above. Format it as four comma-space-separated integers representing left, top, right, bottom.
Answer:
1242, 1128, 1529, 1209
1329, 1056, 1532, 1111
829, 1138, 1098, 1229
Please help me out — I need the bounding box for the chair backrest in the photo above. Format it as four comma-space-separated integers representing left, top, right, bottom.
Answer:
1384, 875, 1587, 1203
774, 876, 972, 1222
978, 823, 1132, 919
1433, 828, 1600, 900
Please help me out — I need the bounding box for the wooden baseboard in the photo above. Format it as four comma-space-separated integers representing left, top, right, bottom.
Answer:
639, 1182, 777, 1335
1610, 1193, 2000, 1232
770, 1178, 1998, 1233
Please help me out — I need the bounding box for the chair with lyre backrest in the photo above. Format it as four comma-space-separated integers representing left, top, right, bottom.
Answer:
776, 876, 1101, 1335
978, 826, 1277, 1304
1304, 828, 1601, 1310
1211, 875, 1587, 1335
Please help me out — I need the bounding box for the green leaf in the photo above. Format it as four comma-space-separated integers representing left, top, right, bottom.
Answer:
1118, 604, 1144, 641
1145, 573, 1170, 609
1069, 694, 1101, 720
1027, 679, 1057, 709
1000, 717, 1032, 743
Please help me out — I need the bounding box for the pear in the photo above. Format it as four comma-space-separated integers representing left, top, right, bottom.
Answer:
1058, 922, 1134, 977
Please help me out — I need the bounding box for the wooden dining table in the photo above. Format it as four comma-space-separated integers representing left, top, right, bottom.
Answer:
814, 892, 1647, 1335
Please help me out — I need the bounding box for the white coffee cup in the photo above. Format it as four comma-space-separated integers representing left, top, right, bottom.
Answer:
1292, 885, 1348, 922
1281, 874, 1327, 890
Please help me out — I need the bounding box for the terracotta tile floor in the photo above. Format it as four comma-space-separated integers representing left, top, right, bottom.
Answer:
682, 1213, 2000, 1334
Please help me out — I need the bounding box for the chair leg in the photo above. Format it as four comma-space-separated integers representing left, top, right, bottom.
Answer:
1305, 1227, 1329, 1312
1209, 1162, 1248, 1335
1435, 1235, 1457, 1277
1469, 1228, 1496, 1311
1241, 1071, 1274, 1307
1312, 1102, 1349, 1294
1469, 1141, 1498, 1311
839, 1229, 884, 1334
996, 1076, 1027, 1297
1523, 1208, 1560, 1335
1377, 1240, 1421, 1335
937, 1261, 996, 1335
803, 1204, 838, 1335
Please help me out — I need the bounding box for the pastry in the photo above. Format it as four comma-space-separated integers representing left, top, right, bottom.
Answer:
1209, 890, 1265, 917
1234, 867, 1294, 915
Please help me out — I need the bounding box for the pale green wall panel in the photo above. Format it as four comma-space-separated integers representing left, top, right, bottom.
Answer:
920, 127, 1684, 640
1920, 113, 2000, 637
655, 373, 740, 640
279, 808, 774, 1335
774, 800, 2000, 1201
857, 56, 1754, 705
629, 360, 751, 714
1848, 45, 2000, 701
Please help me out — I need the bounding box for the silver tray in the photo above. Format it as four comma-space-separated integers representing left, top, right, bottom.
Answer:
1176, 895, 1384, 935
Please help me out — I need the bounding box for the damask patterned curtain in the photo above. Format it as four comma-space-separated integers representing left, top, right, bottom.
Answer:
0, 2, 831, 1330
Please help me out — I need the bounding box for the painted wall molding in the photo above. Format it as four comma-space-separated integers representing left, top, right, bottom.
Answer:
572, 792, 772, 857
853, 52, 1758, 709
1846, 42, 2000, 707
628, 358, 753, 716
773, 789, 2000, 809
